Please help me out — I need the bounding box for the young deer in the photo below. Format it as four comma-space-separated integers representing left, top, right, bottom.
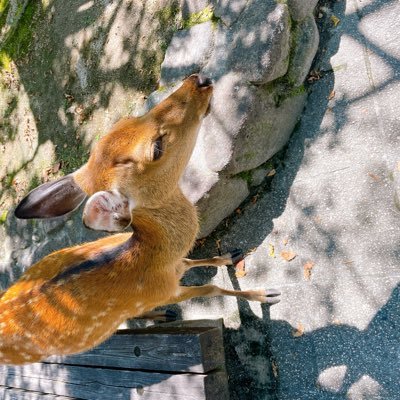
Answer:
1, 75, 280, 365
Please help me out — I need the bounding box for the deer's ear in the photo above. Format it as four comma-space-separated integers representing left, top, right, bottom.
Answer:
14, 175, 86, 219
83, 190, 132, 232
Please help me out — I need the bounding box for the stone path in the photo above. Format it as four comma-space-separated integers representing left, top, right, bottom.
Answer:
183, 0, 400, 398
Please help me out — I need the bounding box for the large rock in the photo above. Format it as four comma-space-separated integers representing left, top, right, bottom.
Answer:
226, 87, 308, 175
227, 2, 290, 84
287, 15, 320, 86
196, 177, 250, 237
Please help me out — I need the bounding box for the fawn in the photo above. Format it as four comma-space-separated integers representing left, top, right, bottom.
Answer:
1, 75, 280, 365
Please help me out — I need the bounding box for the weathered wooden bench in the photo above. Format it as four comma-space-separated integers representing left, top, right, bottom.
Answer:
0, 320, 229, 399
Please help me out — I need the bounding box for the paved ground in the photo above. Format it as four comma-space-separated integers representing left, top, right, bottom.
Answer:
182, 0, 400, 398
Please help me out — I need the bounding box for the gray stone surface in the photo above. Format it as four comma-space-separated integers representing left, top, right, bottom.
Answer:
212, 0, 249, 27
250, 166, 274, 188
227, 86, 307, 175
196, 177, 250, 238
287, 15, 320, 86
227, 2, 290, 84
394, 164, 400, 211
287, 0, 319, 21
160, 21, 215, 85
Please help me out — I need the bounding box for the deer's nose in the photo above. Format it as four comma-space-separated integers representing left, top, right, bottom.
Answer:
196, 74, 212, 88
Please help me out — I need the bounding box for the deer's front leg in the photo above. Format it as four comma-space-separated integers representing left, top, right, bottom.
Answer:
181, 249, 244, 272
163, 285, 281, 305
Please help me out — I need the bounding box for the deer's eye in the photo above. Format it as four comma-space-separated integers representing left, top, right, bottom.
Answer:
152, 136, 164, 161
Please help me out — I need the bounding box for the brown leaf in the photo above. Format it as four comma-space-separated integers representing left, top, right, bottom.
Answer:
292, 323, 305, 338
195, 238, 206, 248
268, 243, 275, 258
368, 172, 381, 182
52, 161, 62, 174
313, 215, 322, 224
307, 69, 322, 83
64, 93, 74, 102
235, 208, 242, 215
281, 251, 297, 262
251, 194, 259, 204
267, 168, 276, 177
330, 15, 340, 27
235, 259, 247, 278
246, 247, 257, 256
328, 90, 335, 100
303, 261, 315, 280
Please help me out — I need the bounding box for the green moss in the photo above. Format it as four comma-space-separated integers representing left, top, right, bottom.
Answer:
58, 145, 89, 174
0, 209, 7, 224
156, 3, 181, 30
0, 1, 42, 70
181, 5, 220, 29
0, 0, 9, 14
235, 170, 253, 185
0, 0, 9, 28
27, 174, 41, 192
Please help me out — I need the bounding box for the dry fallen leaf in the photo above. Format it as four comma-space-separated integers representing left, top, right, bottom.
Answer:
331, 15, 340, 27
246, 247, 257, 256
292, 323, 305, 338
215, 239, 221, 252
235, 208, 242, 215
271, 360, 279, 378
313, 215, 322, 224
196, 238, 206, 248
251, 194, 259, 204
281, 251, 297, 262
267, 169, 276, 177
268, 243, 275, 258
368, 172, 381, 182
235, 259, 247, 278
52, 161, 62, 174
303, 261, 315, 280
328, 90, 335, 100
307, 69, 322, 83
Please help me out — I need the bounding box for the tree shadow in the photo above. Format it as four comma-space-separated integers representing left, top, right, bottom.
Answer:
270, 284, 400, 399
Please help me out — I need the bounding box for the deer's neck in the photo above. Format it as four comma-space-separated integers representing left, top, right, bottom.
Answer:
130, 188, 199, 260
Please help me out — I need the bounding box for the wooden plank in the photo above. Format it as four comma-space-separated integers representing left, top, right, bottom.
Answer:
0, 387, 74, 399
46, 326, 225, 374
0, 363, 229, 400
